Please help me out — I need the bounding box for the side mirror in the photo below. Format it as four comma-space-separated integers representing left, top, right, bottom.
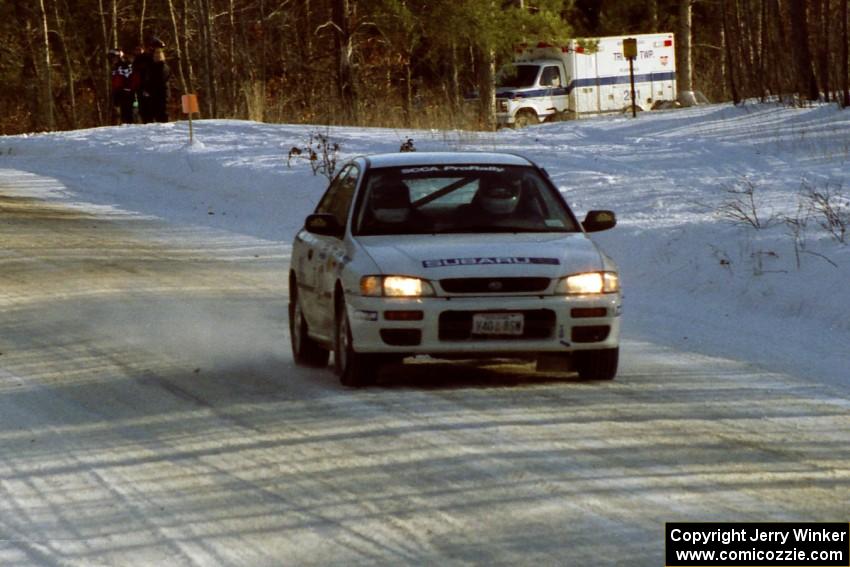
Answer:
582, 210, 616, 232
305, 213, 344, 238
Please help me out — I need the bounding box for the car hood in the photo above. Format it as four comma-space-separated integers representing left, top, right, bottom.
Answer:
356, 233, 607, 280
496, 86, 534, 99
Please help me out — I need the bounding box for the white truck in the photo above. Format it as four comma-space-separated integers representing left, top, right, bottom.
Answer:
496, 32, 677, 127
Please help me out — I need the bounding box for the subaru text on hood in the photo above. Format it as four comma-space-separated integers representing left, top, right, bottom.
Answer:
289, 152, 621, 387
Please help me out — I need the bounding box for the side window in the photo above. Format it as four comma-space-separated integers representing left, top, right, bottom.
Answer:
315, 166, 349, 216
315, 165, 360, 228
541, 66, 562, 88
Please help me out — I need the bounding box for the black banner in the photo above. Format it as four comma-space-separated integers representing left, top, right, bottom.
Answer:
666, 522, 849, 566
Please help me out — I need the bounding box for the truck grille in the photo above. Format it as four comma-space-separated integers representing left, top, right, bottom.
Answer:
439, 277, 550, 294
438, 309, 556, 341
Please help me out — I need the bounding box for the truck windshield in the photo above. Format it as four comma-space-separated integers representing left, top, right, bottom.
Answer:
497, 65, 539, 88
353, 165, 579, 236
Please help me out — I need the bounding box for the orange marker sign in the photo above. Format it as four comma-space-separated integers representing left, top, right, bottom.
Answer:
181, 94, 199, 114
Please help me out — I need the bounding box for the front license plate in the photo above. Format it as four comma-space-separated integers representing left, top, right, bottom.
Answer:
472, 313, 524, 336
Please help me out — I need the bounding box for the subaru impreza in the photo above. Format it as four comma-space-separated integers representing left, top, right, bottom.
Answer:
289, 152, 621, 386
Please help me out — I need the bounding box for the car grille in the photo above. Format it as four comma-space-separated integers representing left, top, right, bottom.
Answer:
439, 309, 556, 341
439, 277, 550, 294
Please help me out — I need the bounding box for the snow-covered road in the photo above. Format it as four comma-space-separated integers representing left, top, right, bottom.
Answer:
2, 170, 848, 565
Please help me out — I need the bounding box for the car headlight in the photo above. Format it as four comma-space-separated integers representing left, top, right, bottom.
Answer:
360, 276, 435, 297
555, 272, 620, 295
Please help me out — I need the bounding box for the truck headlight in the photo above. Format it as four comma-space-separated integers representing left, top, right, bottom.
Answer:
361, 276, 435, 297
555, 272, 620, 295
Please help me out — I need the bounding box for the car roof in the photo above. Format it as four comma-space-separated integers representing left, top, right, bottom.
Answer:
362, 152, 535, 169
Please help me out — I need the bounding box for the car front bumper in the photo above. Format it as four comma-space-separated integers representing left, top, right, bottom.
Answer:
496, 110, 514, 125
344, 293, 621, 355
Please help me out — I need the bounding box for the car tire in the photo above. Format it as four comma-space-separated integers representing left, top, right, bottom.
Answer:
574, 347, 618, 380
289, 287, 330, 367
513, 109, 537, 128
334, 298, 378, 387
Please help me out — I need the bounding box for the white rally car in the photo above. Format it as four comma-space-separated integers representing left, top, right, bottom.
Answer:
289, 152, 621, 386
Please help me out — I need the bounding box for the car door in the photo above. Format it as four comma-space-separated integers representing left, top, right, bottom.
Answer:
297, 166, 352, 334
540, 64, 568, 114
310, 164, 360, 336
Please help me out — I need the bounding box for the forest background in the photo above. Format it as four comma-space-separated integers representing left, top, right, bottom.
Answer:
2, 0, 849, 135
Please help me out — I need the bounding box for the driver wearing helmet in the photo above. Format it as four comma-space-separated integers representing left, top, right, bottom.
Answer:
455, 176, 546, 229
369, 176, 412, 225
361, 174, 432, 234
476, 181, 521, 215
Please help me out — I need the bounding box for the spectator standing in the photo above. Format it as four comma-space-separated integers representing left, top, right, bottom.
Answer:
128, 45, 145, 122
149, 41, 171, 122
131, 42, 152, 123
109, 49, 134, 124
131, 37, 170, 123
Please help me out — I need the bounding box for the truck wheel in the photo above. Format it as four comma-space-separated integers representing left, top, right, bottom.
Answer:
334, 298, 378, 387
513, 110, 537, 128
574, 348, 618, 380
289, 287, 330, 367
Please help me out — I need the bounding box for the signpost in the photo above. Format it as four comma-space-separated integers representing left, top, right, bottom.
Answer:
181, 94, 200, 144
623, 38, 638, 118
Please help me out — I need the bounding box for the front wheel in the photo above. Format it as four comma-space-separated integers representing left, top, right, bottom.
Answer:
513, 109, 538, 129
289, 288, 330, 367
574, 348, 618, 380
334, 299, 378, 387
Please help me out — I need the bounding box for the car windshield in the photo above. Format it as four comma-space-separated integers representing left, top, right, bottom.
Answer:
497, 65, 540, 88
353, 164, 579, 236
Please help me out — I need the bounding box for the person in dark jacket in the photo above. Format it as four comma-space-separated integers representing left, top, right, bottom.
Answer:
109, 48, 135, 124
130, 44, 153, 123
148, 41, 171, 122
131, 37, 170, 123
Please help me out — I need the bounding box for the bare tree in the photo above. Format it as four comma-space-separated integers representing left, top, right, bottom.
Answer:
677, 0, 695, 103
789, 0, 819, 100
181, 0, 195, 93
758, 0, 791, 97
330, 0, 357, 123
196, 0, 217, 117
759, 0, 768, 97
721, 0, 740, 103
733, 0, 753, 95
37, 0, 54, 130
477, 46, 496, 129
813, 0, 830, 100
53, 0, 77, 128
740, 0, 764, 98
166, 0, 188, 93
841, 0, 850, 108
97, 0, 110, 121
138, 0, 146, 46
111, 0, 117, 49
